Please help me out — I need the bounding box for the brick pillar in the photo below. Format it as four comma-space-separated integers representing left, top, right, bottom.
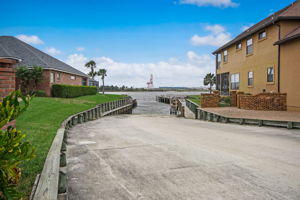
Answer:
230, 91, 237, 107
0, 58, 17, 99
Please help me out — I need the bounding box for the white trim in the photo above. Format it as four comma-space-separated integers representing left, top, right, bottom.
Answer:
0, 56, 22, 63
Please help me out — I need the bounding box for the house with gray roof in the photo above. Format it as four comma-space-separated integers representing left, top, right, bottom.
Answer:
0, 36, 89, 96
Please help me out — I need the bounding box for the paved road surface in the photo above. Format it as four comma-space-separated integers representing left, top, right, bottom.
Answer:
67, 115, 300, 200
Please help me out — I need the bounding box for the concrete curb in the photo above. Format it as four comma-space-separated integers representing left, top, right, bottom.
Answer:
185, 99, 300, 129
32, 98, 135, 200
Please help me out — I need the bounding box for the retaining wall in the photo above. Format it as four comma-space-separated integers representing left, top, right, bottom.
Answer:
238, 92, 287, 111
32, 98, 135, 200
200, 91, 220, 108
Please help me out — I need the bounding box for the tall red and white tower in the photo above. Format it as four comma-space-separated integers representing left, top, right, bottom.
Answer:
146, 74, 154, 89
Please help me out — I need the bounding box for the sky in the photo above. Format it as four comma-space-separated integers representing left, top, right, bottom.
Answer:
1, 0, 294, 87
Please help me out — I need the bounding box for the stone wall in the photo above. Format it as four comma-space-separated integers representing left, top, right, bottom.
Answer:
238, 93, 287, 111
200, 91, 220, 108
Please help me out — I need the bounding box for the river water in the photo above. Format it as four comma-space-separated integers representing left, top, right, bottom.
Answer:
108, 91, 202, 115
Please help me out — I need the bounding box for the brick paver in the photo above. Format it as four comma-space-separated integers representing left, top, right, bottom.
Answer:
202, 107, 300, 122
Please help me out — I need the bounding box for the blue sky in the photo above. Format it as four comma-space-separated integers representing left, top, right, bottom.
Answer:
1, 0, 294, 87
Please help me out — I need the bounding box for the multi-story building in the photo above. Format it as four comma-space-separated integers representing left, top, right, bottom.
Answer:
213, 0, 300, 111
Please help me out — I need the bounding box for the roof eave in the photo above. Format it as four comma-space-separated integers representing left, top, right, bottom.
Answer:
42, 68, 89, 78
212, 17, 300, 54
274, 33, 300, 45
0, 56, 22, 63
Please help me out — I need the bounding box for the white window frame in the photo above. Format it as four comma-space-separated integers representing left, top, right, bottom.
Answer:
56, 73, 60, 81
223, 50, 228, 62
236, 43, 242, 50
258, 31, 266, 40
230, 73, 239, 90
267, 67, 274, 82
217, 53, 221, 68
246, 38, 253, 55
50, 72, 54, 83
248, 71, 253, 86
70, 75, 76, 80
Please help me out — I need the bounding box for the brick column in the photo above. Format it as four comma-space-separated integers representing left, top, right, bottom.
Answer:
0, 58, 17, 99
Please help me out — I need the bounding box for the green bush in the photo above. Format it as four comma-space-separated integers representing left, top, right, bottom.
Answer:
222, 96, 231, 104
34, 90, 46, 97
0, 90, 35, 200
52, 84, 97, 98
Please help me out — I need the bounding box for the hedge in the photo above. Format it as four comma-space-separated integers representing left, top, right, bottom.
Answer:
52, 84, 97, 98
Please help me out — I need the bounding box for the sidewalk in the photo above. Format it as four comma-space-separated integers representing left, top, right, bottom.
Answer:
202, 107, 300, 122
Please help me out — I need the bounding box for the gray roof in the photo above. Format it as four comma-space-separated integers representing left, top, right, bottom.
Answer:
212, 0, 300, 54
0, 36, 88, 77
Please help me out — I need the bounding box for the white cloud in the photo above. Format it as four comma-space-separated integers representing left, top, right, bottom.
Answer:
16, 34, 44, 44
241, 24, 253, 31
190, 24, 231, 47
66, 51, 215, 87
76, 47, 85, 51
205, 25, 225, 34
179, 0, 238, 8
46, 47, 62, 55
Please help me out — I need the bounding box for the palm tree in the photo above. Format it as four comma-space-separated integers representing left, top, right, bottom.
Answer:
85, 60, 97, 79
98, 69, 107, 94
203, 73, 216, 93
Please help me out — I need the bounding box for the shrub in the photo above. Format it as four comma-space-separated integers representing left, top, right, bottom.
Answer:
222, 96, 231, 104
52, 84, 97, 98
0, 90, 35, 199
34, 90, 46, 97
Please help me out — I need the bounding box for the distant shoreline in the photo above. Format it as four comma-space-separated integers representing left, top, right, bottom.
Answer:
104, 89, 208, 92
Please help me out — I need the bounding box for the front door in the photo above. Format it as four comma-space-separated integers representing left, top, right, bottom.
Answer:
221, 72, 229, 95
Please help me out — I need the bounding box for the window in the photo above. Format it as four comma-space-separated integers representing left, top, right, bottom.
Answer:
246, 38, 253, 55
248, 71, 253, 86
230, 73, 239, 90
258, 31, 266, 40
267, 67, 274, 82
236, 43, 242, 50
70, 75, 76, 80
50, 72, 54, 83
223, 50, 228, 62
82, 78, 87, 86
216, 53, 221, 69
56, 73, 60, 81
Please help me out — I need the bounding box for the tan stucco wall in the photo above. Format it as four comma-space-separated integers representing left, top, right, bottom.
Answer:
279, 20, 300, 38
280, 38, 300, 111
216, 25, 279, 94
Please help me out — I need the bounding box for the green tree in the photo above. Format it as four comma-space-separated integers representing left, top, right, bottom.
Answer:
16, 66, 43, 95
98, 69, 107, 94
203, 73, 216, 94
85, 60, 97, 79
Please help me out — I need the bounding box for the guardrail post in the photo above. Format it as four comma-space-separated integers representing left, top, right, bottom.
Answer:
287, 122, 293, 129
94, 108, 98, 119
239, 118, 244, 125
77, 114, 82, 124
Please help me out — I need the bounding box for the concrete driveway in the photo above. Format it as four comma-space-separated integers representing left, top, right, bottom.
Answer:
67, 115, 300, 200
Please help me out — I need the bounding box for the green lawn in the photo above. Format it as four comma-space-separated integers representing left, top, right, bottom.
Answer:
187, 95, 201, 105
187, 95, 230, 107
16, 94, 126, 197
